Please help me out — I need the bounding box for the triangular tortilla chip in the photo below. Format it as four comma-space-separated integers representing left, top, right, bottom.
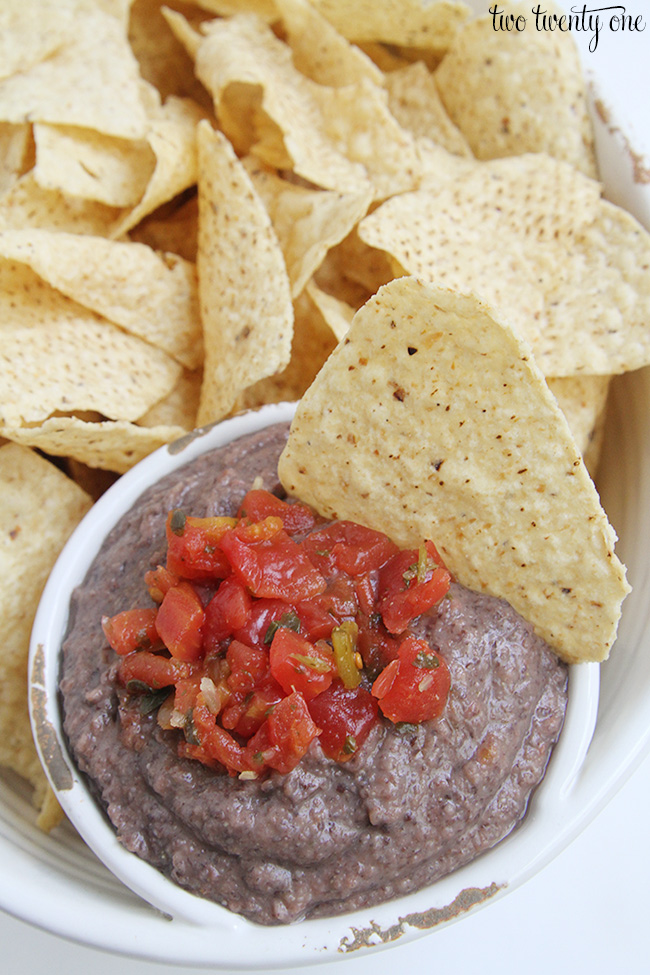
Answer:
195, 122, 293, 425
279, 276, 629, 664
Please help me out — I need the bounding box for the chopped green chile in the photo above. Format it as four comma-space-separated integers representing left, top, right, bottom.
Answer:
264, 609, 302, 644
139, 687, 173, 715
331, 621, 361, 689
290, 652, 332, 673
414, 649, 441, 669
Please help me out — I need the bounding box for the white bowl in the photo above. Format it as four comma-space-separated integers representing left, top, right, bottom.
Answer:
26, 399, 603, 967
1, 3, 649, 969
16, 391, 620, 968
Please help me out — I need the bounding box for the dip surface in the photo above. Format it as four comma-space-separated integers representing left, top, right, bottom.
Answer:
60, 423, 568, 924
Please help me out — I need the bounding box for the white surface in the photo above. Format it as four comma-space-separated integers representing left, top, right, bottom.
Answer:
2, 744, 649, 974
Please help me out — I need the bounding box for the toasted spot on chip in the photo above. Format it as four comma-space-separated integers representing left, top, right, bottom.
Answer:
0, 443, 92, 827
435, 1, 597, 178
279, 276, 629, 664
195, 122, 293, 425
359, 155, 650, 377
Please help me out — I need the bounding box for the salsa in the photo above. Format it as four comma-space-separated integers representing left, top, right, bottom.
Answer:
101, 488, 452, 777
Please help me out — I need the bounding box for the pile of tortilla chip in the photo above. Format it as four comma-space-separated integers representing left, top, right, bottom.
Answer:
0, 0, 648, 826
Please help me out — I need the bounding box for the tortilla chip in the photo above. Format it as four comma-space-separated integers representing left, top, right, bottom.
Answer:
308, 1, 470, 50
0, 443, 92, 828
435, 1, 597, 178
0, 124, 34, 196
237, 288, 337, 409
0, 260, 182, 425
384, 60, 471, 157
305, 280, 355, 342
129, 0, 214, 107
197, 0, 278, 18
195, 14, 420, 198
195, 122, 293, 425
276, 0, 384, 87
110, 94, 207, 238
244, 157, 372, 297
279, 276, 629, 665
138, 367, 202, 430
33, 123, 155, 208
359, 155, 650, 377
162, 5, 207, 60
129, 191, 199, 262
65, 460, 119, 501
548, 375, 611, 477
0, 8, 149, 140
0, 416, 188, 474
323, 226, 397, 296
0, 1, 78, 83
0, 172, 124, 237
0, 230, 202, 369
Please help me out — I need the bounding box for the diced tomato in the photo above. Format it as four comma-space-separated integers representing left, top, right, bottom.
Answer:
192, 700, 251, 774
203, 577, 252, 652
269, 628, 336, 701
173, 675, 203, 717
144, 565, 179, 603
107, 490, 454, 779
225, 640, 269, 694
238, 489, 317, 534
247, 691, 319, 774
371, 636, 451, 724
233, 676, 285, 738
101, 607, 160, 655
118, 650, 198, 689
377, 542, 450, 634
165, 511, 233, 580
233, 598, 295, 649
307, 680, 379, 762
234, 515, 284, 543
356, 613, 400, 677
221, 525, 326, 601
295, 596, 337, 641
355, 572, 377, 616
155, 581, 205, 661
218, 640, 270, 730
302, 521, 399, 577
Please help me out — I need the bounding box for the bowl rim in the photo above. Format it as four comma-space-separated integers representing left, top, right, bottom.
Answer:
25, 399, 603, 968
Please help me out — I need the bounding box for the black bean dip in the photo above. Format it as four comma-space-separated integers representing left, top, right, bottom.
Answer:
60, 423, 568, 924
